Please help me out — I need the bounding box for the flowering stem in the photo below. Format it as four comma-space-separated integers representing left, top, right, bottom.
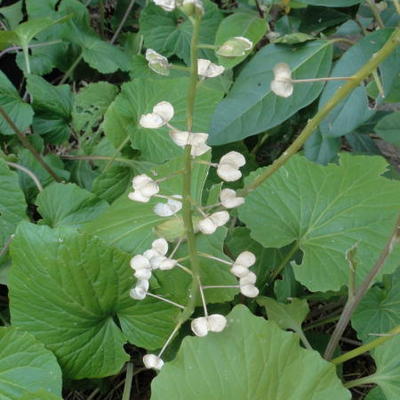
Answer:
5, 161, 43, 192
291, 76, 353, 83
331, 325, 400, 366
121, 362, 133, 400
344, 375, 374, 389
110, 0, 136, 44
241, 27, 400, 195
198, 252, 232, 266
147, 293, 185, 310
176, 263, 193, 275
158, 323, 182, 358
198, 278, 208, 317
178, 15, 203, 325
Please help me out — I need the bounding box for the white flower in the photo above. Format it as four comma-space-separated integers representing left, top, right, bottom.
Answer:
153, 0, 176, 11
198, 59, 225, 78
130, 255, 152, 280
159, 258, 177, 270
145, 49, 170, 76
130, 279, 149, 300
198, 211, 230, 235
270, 63, 293, 98
191, 316, 209, 337
143, 354, 164, 370
230, 251, 256, 278
216, 37, 253, 57
220, 188, 245, 209
239, 271, 257, 286
152, 238, 169, 256
191, 314, 227, 336
240, 284, 259, 298
139, 101, 174, 129
154, 195, 183, 217
143, 238, 177, 270
217, 151, 246, 182
169, 130, 211, 157
128, 174, 159, 203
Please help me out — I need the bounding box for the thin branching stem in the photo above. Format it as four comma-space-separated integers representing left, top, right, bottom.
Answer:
111, 0, 136, 44
6, 161, 43, 191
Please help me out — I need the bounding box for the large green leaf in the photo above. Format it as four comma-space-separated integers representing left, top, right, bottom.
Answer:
214, 12, 268, 69
151, 305, 350, 400
375, 112, 400, 147
35, 182, 109, 228
352, 268, 400, 342
299, 0, 362, 5
27, 75, 73, 143
9, 222, 178, 378
209, 40, 332, 145
0, 70, 34, 135
103, 78, 223, 163
319, 29, 396, 138
140, 0, 223, 64
0, 159, 27, 256
368, 335, 400, 399
84, 155, 209, 253
239, 154, 400, 292
0, 327, 62, 399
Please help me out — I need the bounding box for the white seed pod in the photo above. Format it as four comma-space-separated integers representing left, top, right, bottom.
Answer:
159, 258, 177, 270
149, 255, 167, 270
217, 151, 246, 182
207, 314, 227, 332
129, 174, 159, 202
130, 279, 149, 300
143, 249, 158, 260
143, 354, 164, 370
134, 268, 152, 280
240, 284, 259, 298
188, 132, 210, 157
230, 264, 250, 278
145, 49, 170, 76
191, 316, 209, 337
139, 101, 174, 129
270, 63, 293, 98
220, 188, 245, 209
197, 59, 225, 78
239, 271, 257, 286
153, 0, 176, 11
198, 216, 217, 235
152, 238, 169, 256
154, 195, 182, 217
209, 211, 230, 227
130, 254, 151, 271
216, 36, 253, 57
235, 251, 256, 268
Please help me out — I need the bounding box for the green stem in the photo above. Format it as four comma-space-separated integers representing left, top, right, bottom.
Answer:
304, 314, 340, 332
0, 106, 62, 182
6, 161, 43, 191
344, 375, 375, 389
111, 0, 136, 44
60, 154, 136, 168
394, 0, 400, 14
197, 43, 218, 49
178, 15, 202, 324
332, 325, 400, 365
241, 27, 400, 196
297, 329, 313, 350
121, 362, 133, 400
269, 241, 298, 282
22, 44, 31, 75
59, 53, 83, 85
366, 0, 385, 29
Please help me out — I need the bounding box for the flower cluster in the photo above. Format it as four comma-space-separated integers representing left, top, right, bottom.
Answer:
230, 251, 259, 298
191, 314, 227, 337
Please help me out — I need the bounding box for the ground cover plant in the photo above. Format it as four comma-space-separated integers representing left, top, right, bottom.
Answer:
0, 0, 400, 399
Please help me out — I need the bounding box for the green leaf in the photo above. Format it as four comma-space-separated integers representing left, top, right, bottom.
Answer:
273, 32, 315, 44
27, 74, 73, 144
84, 155, 209, 253
9, 223, 178, 378
0, 1, 23, 30
151, 305, 350, 400
0, 70, 34, 135
257, 297, 309, 333
369, 334, 400, 399
214, 12, 268, 69
103, 78, 223, 162
365, 387, 386, 400
0, 327, 62, 399
0, 159, 27, 257
140, 1, 223, 64
20, 390, 62, 400
319, 30, 396, 138
375, 112, 400, 147
352, 268, 400, 342
304, 130, 340, 165
239, 154, 400, 292
72, 81, 118, 133
35, 182, 109, 228
209, 40, 332, 145
299, 0, 362, 5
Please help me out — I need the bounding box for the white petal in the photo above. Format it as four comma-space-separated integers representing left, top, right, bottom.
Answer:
230, 264, 249, 278
240, 271, 257, 286
217, 165, 242, 182
152, 238, 169, 255
130, 280, 149, 300
197, 59, 224, 78
150, 255, 166, 269
198, 217, 217, 235
188, 132, 209, 146
130, 255, 151, 270
143, 354, 164, 370
197, 59, 212, 76
220, 188, 245, 208
153, 101, 174, 123
207, 314, 227, 332
271, 79, 293, 98
191, 317, 209, 337
132, 174, 152, 189
240, 284, 259, 298
220, 151, 246, 168
273, 62, 292, 80
128, 191, 151, 203
134, 268, 152, 280
140, 182, 160, 197
169, 130, 190, 147
145, 49, 168, 64
235, 251, 256, 267
143, 249, 158, 260
139, 113, 165, 129
191, 142, 211, 157
153, 0, 176, 11
209, 211, 230, 227
159, 258, 177, 270
154, 202, 176, 217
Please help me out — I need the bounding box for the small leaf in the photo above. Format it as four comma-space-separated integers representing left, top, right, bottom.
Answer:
375, 112, 400, 147
209, 40, 332, 145
239, 154, 400, 292
0, 327, 62, 399
304, 130, 340, 165
151, 305, 350, 400
215, 12, 268, 69
0, 70, 34, 135
35, 182, 109, 228
273, 32, 315, 44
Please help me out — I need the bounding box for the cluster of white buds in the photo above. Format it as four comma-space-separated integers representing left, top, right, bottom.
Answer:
231, 251, 259, 298
217, 36, 253, 57
130, 238, 178, 300
191, 314, 227, 337
128, 174, 159, 203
